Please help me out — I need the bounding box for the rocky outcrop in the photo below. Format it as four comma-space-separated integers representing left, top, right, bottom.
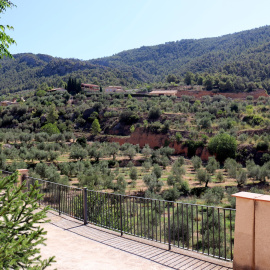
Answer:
99, 128, 269, 164
176, 89, 268, 100
103, 128, 211, 161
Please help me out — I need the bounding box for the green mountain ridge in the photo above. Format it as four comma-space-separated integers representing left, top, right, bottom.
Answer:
90, 26, 270, 79
0, 54, 148, 94
1, 25, 270, 93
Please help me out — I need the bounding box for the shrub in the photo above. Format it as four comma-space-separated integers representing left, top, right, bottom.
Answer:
177, 156, 185, 166
179, 181, 190, 196
246, 105, 253, 114
175, 132, 182, 143
203, 187, 225, 205
257, 141, 269, 151
201, 134, 209, 143
148, 107, 161, 120
127, 161, 134, 168
236, 169, 247, 186
238, 133, 248, 143
160, 146, 175, 158
215, 171, 224, 182
76, 137, 87, 148
120, 110, 139, 124
261, 153, 270, 164
123, 146, 136, 160
226, 187, 238, 208
163, 188, 180, 201
167, 174, 182, 188
129, 167, 138, 181
142, 144, 152, 158
246, 159, 260, 180
184, 140, 204, 158
171, 159, 186, 176
198, 117, 212, 129
152, 164, 162, 179
258, 165, 270, 183
0, 153, 6, 170
142, 161, 151, 172
116, 175, 127, 194
169, 207, 191, 246
70, 146, 88, 161
206, 157, 219, 174
91, 119, 101, 135
35, 89, 47, 97
160, 155, 170, 169
40, 123, 60, 135
230, 102, 239, 113
196, 169, 211, 187
191, 156, 202, 171
59, 175, 69, 186
6, 161, 27, 172
143, 173, 163, 194
130, 125, 135, 133
252, 115, 264, 126
224, 158, 242, 179
149, 121, 163, 133
250, 187, 264, 194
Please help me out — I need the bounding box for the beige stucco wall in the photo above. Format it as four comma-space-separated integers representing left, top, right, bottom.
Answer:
232, 192, 270, 270
233, 196, 255, 270
254, 196, 270, 270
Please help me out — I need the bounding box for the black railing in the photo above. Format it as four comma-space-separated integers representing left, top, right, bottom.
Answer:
85, 189, 235, 261
27, 177, 84, 221
4, 172, 235, 261
1, 170, 13, 177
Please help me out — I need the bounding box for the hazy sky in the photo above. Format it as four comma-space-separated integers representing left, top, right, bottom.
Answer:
1, 0, 270, 60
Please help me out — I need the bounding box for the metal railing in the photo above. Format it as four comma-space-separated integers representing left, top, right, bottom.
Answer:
85, 189, 235, 261
1, 171, 235, 261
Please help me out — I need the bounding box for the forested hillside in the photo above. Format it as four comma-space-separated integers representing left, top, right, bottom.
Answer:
0, 54, 147, 94
91, 26, 270, 88
1, 26, 270, 93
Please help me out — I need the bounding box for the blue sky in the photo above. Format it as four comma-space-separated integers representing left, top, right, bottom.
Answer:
1, 0, 270, 60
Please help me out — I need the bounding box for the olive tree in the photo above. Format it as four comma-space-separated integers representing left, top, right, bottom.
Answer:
208, 133, 237, 162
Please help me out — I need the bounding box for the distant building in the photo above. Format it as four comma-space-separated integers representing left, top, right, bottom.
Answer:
149, 90, 177, 96
81, 83, 100, 92
105, 86, 124, 93
0, 99, 17, 106
47, 88, 67, 93
67, 97, 74, 105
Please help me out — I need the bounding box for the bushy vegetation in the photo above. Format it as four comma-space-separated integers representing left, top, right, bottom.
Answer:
0, 81, 269, 208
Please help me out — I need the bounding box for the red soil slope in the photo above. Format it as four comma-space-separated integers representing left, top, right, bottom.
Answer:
176, 89, 268, 100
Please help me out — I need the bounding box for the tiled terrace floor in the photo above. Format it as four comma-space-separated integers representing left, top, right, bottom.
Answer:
40, 210, 233, 270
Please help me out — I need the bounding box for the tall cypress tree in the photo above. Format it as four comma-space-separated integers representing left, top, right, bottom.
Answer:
91, 119, 101, 135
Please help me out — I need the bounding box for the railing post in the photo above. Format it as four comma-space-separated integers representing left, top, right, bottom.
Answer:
120, 195, 123, 236
58, 185, 61, 216
16, 169, 29, 187
168, 203, 171, 250
83, 187, 88, 225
